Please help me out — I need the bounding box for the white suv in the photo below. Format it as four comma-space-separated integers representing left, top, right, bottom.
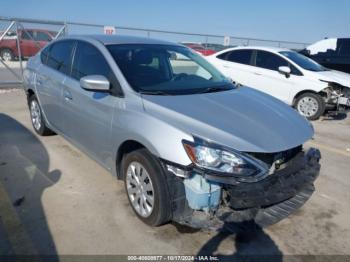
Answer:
207, 46, 350, 120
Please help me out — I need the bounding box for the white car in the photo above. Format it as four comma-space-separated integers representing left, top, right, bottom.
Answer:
207, 46, 350, 120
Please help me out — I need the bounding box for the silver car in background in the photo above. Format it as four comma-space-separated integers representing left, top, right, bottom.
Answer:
23, 35, 321, 229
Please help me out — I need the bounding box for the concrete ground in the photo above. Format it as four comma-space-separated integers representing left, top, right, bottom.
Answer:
0, 88, 350, 257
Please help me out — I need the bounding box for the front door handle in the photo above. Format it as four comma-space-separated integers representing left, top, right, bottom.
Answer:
253, 72, 262, 76
63, 90, 72, 101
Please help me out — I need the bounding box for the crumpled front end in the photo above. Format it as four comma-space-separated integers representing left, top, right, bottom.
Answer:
162, 147, 321, 229
321, 82, 350, 110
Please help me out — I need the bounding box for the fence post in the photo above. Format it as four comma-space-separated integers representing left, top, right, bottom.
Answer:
15, 21, 23, 83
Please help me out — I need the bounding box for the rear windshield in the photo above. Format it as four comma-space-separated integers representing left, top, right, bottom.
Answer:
107, 44, 233, 95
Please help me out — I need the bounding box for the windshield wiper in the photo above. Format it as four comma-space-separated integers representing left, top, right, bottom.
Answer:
196, 86, 232, 94
139, 90, 172, 96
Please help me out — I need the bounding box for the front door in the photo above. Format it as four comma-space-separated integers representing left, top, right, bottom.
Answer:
61, 41, 118, 166
251, 50, 298, 104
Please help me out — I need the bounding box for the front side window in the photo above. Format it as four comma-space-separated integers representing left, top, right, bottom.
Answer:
71, 41, 113, 82
107, 44, 232, 95
255, 51, 289, 71
279, 51, 328, 72
46, 41, 75, 74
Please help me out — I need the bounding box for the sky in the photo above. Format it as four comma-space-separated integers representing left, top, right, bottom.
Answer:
1, 0, 349, 45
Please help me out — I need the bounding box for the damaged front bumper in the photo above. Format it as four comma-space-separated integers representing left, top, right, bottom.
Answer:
322, 84, 350, 110
162, 148, 321, 230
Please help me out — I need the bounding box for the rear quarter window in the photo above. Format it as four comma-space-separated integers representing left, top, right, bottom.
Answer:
40, 46, 50, 65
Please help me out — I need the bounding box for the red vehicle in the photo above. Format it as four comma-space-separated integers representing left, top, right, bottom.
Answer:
0, 29, 57, 61
182, 43, 216, 56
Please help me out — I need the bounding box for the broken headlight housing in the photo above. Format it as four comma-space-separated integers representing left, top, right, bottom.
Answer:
182, 139, 268, 182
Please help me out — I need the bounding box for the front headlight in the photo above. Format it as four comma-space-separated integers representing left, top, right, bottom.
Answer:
182, 139, 268, 181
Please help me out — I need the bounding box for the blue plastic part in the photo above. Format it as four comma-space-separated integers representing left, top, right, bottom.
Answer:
184, 173, 221, 212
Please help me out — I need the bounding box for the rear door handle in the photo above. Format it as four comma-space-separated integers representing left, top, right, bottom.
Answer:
63, 90, 73, 101
253, 72, 262, 76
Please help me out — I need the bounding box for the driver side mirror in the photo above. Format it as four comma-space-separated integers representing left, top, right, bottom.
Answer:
278, 66, 291, 78
80, 75, 110, 92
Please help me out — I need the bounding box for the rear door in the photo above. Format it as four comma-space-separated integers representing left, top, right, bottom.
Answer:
36, 40, 75, 131
215, 49, 256, 86
61, 40, 120, 165
251, 50, 301, 103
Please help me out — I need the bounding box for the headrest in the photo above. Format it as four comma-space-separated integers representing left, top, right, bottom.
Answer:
133, 50, 153, 65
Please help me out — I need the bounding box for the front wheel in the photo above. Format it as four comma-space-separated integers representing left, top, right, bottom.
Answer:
122, 148, 171, 226
295, 93, 325, 120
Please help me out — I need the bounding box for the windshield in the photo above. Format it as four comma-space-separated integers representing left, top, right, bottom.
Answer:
107, 44, 233, 95
279, 51, 328, 72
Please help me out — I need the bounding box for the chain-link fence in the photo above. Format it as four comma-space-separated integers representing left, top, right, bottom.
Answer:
0, 16, 310, 87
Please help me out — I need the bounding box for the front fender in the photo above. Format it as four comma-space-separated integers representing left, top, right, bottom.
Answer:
110, 108, 193, 176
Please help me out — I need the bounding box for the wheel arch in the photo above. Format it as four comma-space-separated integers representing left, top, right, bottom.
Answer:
115, 140, 148, 179
292, 89, 326, 106
26, 88, 35, 104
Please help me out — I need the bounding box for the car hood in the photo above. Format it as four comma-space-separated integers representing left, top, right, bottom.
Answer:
141, 87, 314, 153
314, 70, 350, 88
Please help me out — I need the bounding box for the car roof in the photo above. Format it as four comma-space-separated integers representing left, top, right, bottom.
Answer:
62, 34, 180, 46
215, 45, 292, 55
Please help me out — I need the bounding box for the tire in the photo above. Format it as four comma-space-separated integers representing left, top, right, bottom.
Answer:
0, 48, 14, 61
122, 148, 171, 226
294, 92, 325, 120
28, 95, 55, 136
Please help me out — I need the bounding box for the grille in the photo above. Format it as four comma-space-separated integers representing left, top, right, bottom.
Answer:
247, 145, 302, 166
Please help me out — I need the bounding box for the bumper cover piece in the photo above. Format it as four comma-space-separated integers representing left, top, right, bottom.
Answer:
166, 148, 321, 230
227, 149, 320, 209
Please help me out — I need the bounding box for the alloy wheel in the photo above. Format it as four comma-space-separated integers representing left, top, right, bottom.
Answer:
126, 161, 155, 217
30, 100, 42, 131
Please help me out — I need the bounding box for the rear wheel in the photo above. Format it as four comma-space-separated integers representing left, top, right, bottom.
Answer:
28, 95, 55, 136
122, 148, 171, 226
0, 48, 14, 61
295, 92, 325, 120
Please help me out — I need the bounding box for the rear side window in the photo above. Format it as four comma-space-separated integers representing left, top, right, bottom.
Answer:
71, 41, 113, 82
217, 50, 253, 65
46, 41, 75, 75
255, 51, 289, 71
